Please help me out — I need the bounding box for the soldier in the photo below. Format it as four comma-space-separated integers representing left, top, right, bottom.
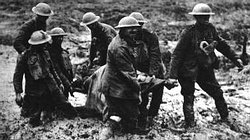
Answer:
169, 3, 243, 129
129, 12, 165, 128
48, 27, 74, 99
13, 30, 77, 127
80, 12, 117, 68
14, 2, 53, 54
99, 17, 143, 139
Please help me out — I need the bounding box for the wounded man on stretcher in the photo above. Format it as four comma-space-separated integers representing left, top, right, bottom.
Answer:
74, 65, 178, 120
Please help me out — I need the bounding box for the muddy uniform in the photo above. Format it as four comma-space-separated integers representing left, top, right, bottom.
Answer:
49, 45, 73, 98
169, 23, 241, 126
134, 29, 164, 119
101, 35, 140, 130
13, 46, 76, 123
14, 18, 46, 54
89, 23, 117, 66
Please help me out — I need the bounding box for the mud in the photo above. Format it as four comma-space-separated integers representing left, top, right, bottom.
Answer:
0, 44, 250, 140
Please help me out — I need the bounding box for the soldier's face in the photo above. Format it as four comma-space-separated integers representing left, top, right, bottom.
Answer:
194, 15, 210, 24
36, 15, 49, 23
124, 27, 140, 39
52, 36, 63, 45
87, 22, 97, 30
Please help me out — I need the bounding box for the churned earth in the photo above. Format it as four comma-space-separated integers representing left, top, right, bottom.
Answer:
0, 44, 250, 140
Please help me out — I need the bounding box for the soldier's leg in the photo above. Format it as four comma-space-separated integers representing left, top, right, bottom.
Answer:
138, 91, 149, 128
148, 85, 164, 117
41, 92, 54, 122
29, 96, 42, 127
147, 85, 164, 127
104, 96, 141, 134
21, 94, 32, 117
197, 68, 228, 120
100, 96, 123, 140
178, 77, 196, 128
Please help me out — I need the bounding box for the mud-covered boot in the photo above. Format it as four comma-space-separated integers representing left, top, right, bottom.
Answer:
20, 108, 30, 118
122, 118, 149, 135
147, 116, 155, 128
29, 115, 42, 127
221, 116, 241, 132
29, 109, 42, 127
41, 110, 53, 124
58, 102, 78, 119
99, 118, 120, 140
138, 115, 147, 130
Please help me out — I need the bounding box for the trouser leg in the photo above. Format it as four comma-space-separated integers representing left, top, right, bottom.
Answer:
197, 67, 229, 120
28, 96, 42, 126
21, 95, 32, 117
178, 77, 196, 127
148, 85, 164, 117
138, 92, 149, 127
105, 96, 140, 133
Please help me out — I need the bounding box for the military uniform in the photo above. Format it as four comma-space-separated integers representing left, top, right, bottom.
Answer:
13, 46, 76, 125
169, 23, 241, 126
89, 23, 117, 66
14, 18, 46, 54
49, 45, 73, 98
101, 35, 140, 131
134, 29, 164, 120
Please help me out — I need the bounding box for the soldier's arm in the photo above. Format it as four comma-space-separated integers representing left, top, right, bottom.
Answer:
66, 51, 74, 81
113, 47, 140, 91
13, 54, 26, 94
169, 29, 190, 79
89, 37, 97, 65
56, 65, 71, 90
13, 22, 32, 54
214, 28, 242, 67
45, 51, 63, 86
52, 54, 72, 90
51, 64, 63, 86
147, 32, 163, 77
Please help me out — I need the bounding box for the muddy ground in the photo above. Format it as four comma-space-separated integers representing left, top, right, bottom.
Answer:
0, 44, 250, 140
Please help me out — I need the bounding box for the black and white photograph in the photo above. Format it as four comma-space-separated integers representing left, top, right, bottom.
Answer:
0, 0, 250, 139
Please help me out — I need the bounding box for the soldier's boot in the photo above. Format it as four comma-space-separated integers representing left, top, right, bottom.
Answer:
29, 111, 42, 127
214, 94, 229, 121
99, 117, 121, 140
20, 95, 32, 118
138, 115, 147, 130
122, 118, 150, 135
214, 94, 241, 132
41, 110, 53, 124
58, 102, 78, 119
138, 105, 148, 130
183, 95, 196, 129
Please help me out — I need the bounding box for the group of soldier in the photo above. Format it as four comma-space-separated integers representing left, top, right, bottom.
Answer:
12, 2, 244, 139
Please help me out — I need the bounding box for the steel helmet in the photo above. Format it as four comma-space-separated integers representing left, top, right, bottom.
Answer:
49, 27, 67, 36
188, 3, 214, 15
80, 12, 100, 26
115, 16, 141, 29
28, 30, 51, 45
129, 12, 147, 23
32, 3, 54, 16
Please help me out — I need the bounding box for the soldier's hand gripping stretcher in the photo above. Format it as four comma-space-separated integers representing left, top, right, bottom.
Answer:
137, 71, 178, 94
